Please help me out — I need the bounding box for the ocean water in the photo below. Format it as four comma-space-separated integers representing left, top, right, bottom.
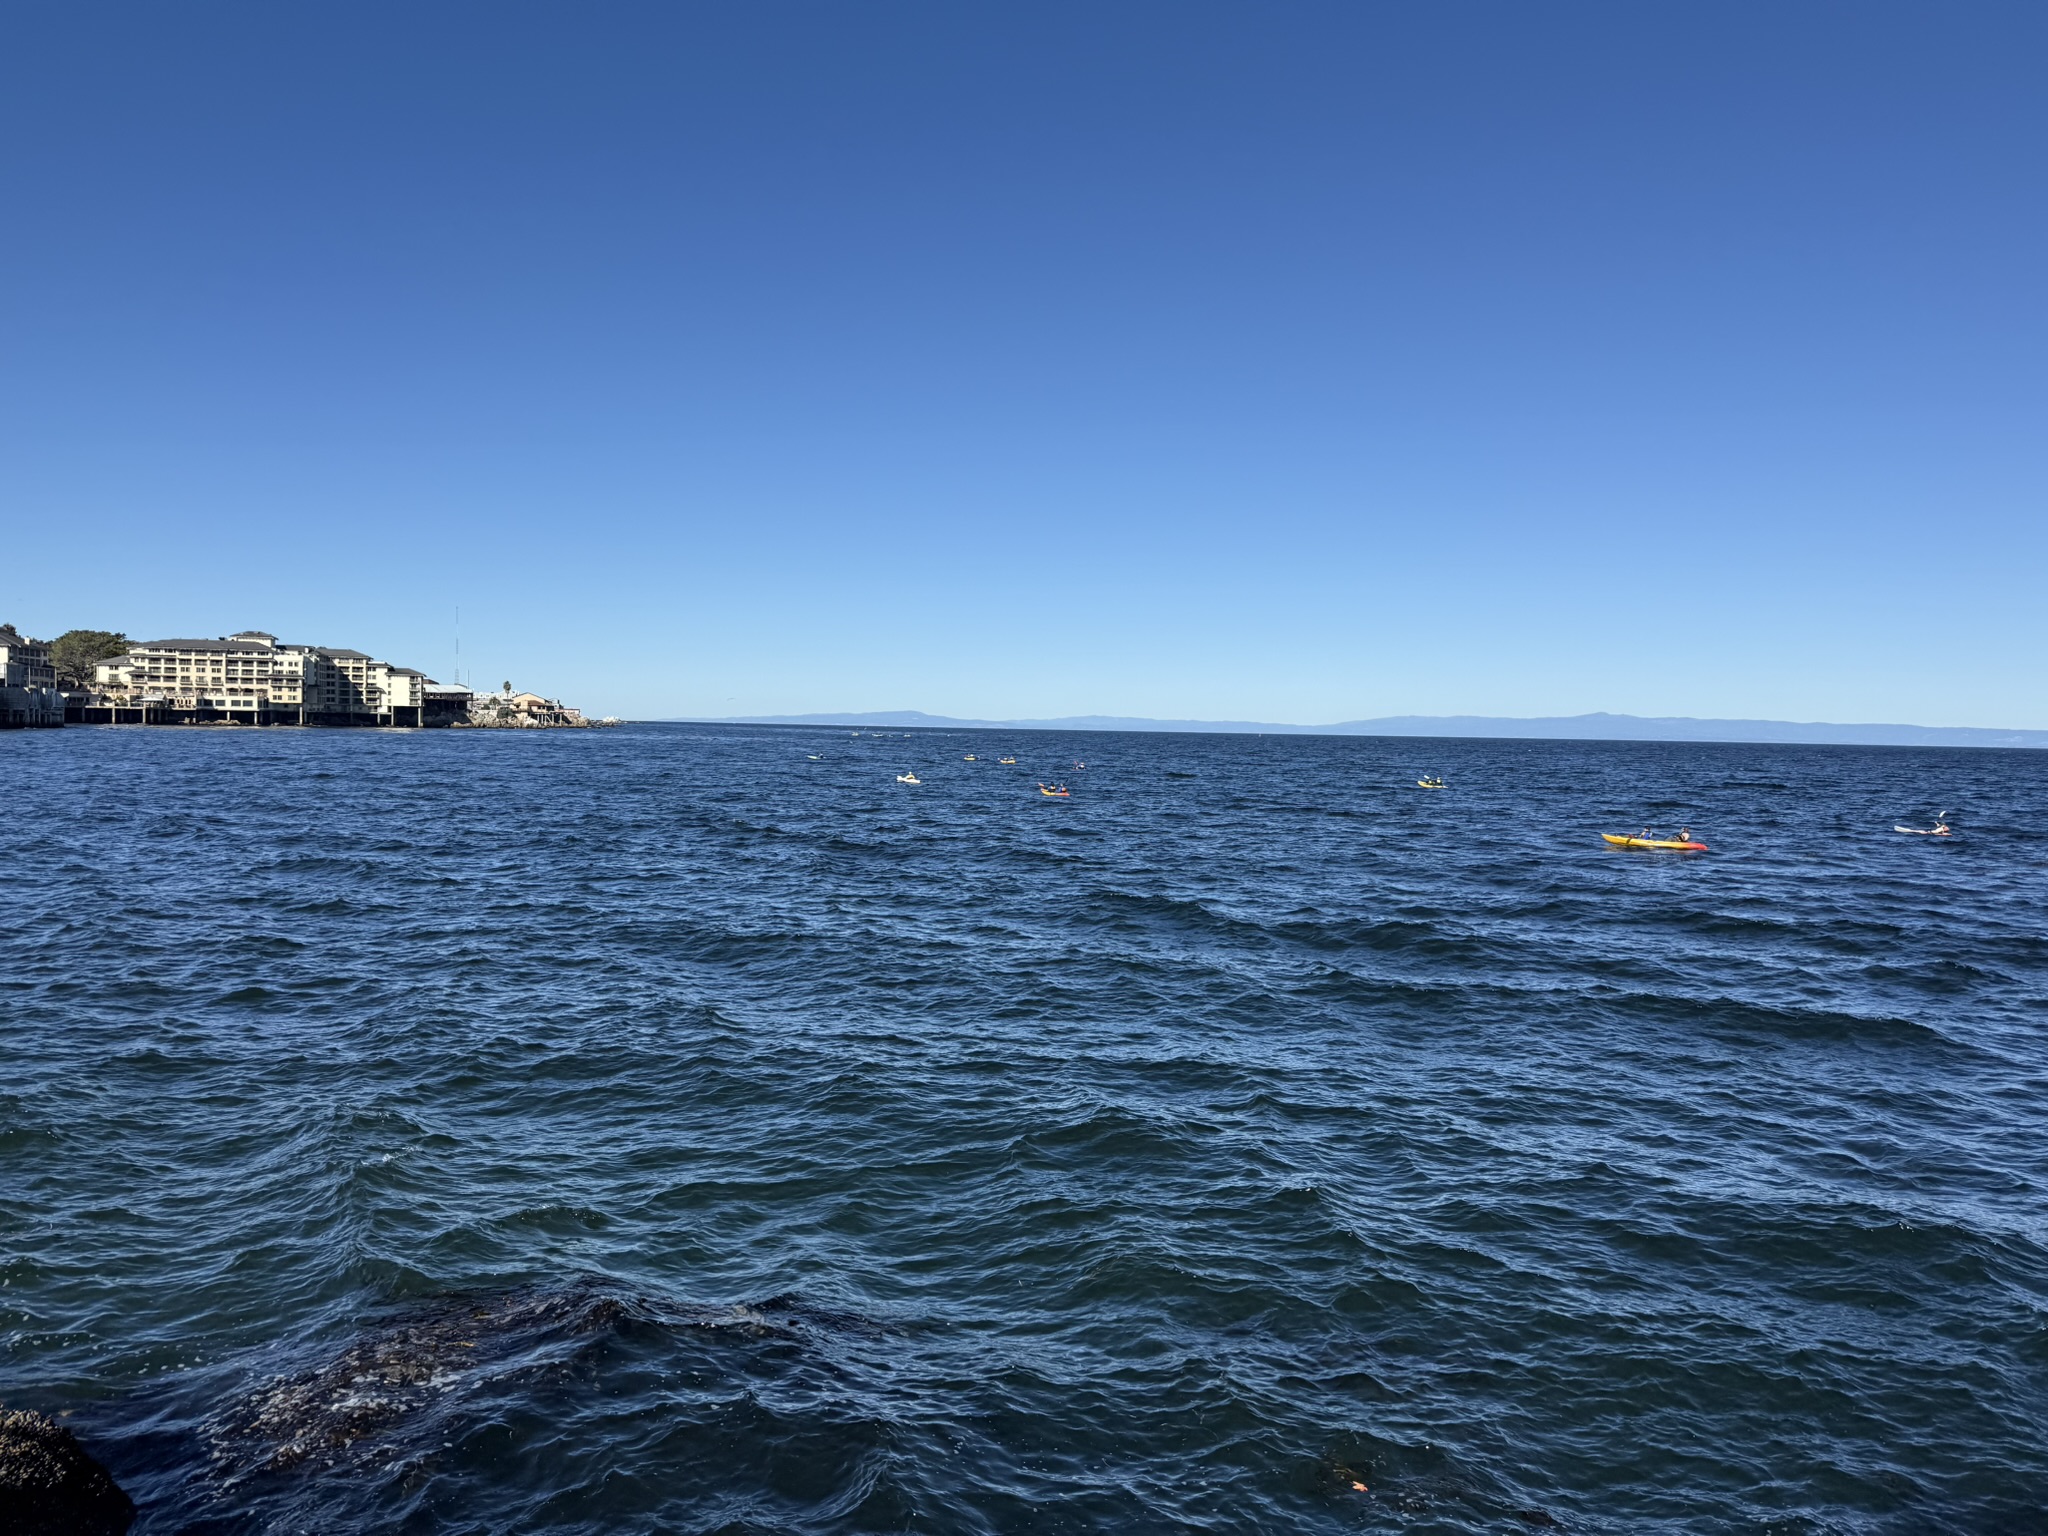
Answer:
3, 723, 2045, 1536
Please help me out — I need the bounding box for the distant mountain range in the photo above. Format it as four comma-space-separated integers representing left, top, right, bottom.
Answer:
702, 709, 2048, 749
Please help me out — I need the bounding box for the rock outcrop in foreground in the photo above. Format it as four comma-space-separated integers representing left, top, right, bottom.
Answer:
0, 1409, 135, 1535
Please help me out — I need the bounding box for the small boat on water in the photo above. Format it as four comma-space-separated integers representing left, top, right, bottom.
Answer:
1603, 833, 1707, 852
896, 772, 921, 784
1895, 820, 1952, 836
963, 755, 977, 761
998, 757, 1018, 765
1417, 777, 1446, 789
1038, 783, 1070, 798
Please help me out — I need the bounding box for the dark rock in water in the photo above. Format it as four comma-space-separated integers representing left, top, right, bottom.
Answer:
215, 1282, 639, 1475
0, 1409, 136, 1536
209, 1278, 886, 1481
53, 1279, 900, 1533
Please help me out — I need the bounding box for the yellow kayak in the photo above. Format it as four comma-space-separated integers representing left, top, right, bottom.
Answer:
1603, 833, 1707, 851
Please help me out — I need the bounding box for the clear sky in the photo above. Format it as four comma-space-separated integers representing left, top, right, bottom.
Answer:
4, 3, 2043, 725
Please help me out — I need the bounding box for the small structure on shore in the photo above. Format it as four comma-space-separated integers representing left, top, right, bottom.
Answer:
461, 684, 617, 729
423, 682, 474, 726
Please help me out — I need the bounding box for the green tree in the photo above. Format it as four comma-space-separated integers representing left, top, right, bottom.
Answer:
49, 629, 130, 688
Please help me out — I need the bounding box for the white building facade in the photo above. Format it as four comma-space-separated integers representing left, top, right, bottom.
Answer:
91, 631, 428, 726
0, 625, 64, 728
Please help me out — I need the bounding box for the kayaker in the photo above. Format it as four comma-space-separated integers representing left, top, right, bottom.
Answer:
1677, 827, 1691, 843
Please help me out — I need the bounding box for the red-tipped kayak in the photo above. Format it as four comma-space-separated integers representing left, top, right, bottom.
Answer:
1603, 834, 1707, 851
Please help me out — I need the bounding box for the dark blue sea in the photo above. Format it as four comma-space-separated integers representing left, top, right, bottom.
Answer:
5, 723, 2046, 1535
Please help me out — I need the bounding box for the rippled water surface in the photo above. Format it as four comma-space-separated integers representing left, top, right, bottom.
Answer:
4, 724, 2046, 1534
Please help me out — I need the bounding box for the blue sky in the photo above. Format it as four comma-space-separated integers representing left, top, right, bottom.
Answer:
3, 3, 2043, 725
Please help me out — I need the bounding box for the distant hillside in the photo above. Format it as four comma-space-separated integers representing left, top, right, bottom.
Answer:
702, 709, 2048, 749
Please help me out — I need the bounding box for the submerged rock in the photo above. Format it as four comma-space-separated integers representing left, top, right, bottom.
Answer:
210, 1278, 886, 1479
0, 1409, 136, 1536
216, 1284, 637, 1474
46, 1281, 898, 1533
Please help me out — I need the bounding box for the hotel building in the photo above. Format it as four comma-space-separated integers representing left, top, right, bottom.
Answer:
91, 631, 427, 726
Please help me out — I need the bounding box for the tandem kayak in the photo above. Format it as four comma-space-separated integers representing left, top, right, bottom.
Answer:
1603, 834, 1707, 851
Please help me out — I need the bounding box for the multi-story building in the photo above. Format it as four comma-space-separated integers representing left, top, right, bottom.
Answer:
93, 632, 303, 721
90, 631, 428, 726
0, 624, 64, 728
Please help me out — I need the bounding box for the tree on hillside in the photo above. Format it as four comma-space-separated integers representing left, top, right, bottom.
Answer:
49, 630, 130, 688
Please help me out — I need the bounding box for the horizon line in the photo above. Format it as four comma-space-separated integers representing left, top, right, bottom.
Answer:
664, 709, 2048, 749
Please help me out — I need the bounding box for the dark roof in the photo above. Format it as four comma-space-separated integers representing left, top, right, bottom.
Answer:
129, 637, 411, 664
134, 637, 275, 653
389, 667, 428, 678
